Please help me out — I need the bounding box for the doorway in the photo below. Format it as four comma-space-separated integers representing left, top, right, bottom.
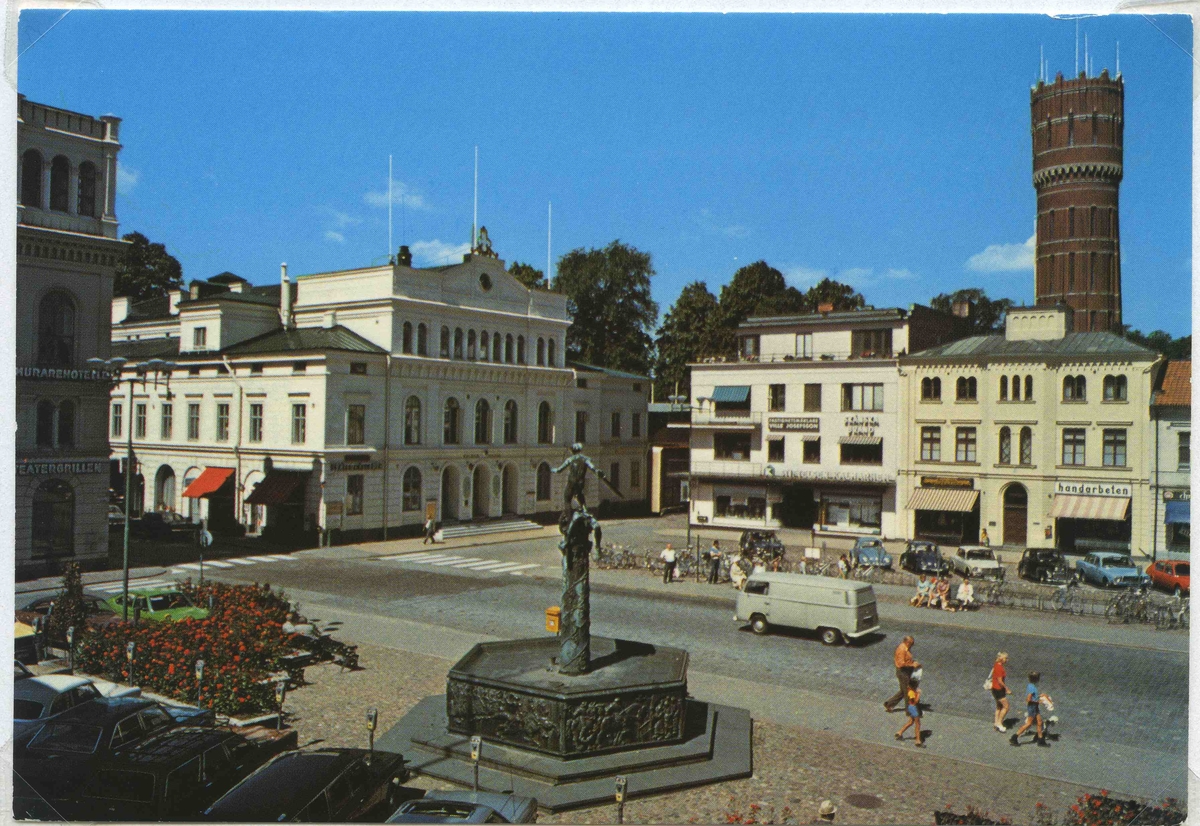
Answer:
472, 465, 490, 519
1003, 484, 1028, 546
502, 464, 519, 515
154, 465, 176, 512
441, 466, 461, 521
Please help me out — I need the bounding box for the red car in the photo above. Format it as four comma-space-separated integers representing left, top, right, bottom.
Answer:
1147, 559, 1190, 596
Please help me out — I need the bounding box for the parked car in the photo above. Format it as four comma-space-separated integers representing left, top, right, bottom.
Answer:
739, 530, 785, 560
1017, 548, 1073, 584
59, 724, 298, 821
849, 537, 892, 569
132, 511, 201, 542
1147, 559, 1189, 596
1075, 552, 1150, 588
15, 620, 39, 665
203, 748, 409, 822
16, 593, 123, 644
899, 541, 949, 575
14, 659, 34, 681
104, 586, 209, 623
109, 505, 126, 527
389, 790, 539, 824
735, 572, 880, 645
949, 546, 1004, 579
14, 674, 141, 737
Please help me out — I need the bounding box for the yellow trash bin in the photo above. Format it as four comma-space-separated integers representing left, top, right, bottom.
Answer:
545, 606, 561, 634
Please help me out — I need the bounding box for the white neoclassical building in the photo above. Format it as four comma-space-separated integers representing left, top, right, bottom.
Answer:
106, 250, 649, 543
1149, 360, 1190, 559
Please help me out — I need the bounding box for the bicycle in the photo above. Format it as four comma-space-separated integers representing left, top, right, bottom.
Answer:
1155, 595, 1189, 631
980, 580, 1010, 607
1048, 579, 1084, 614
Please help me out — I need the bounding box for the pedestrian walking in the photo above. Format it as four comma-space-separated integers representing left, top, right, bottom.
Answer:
894, 677, 925, 746
1009, 671, 1050, 747
979, 528, 990, 546
660, 543, 678, 585
989, 652, 1011, 732
706, 540, 722, 584
883, 635, 920, 713
423, 516, 437, 544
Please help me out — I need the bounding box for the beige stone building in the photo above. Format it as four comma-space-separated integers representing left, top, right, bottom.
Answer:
897, 306, 1160, 554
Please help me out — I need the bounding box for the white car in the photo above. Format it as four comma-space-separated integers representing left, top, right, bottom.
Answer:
13, 674, 141, 737
950, 545, 1004, 579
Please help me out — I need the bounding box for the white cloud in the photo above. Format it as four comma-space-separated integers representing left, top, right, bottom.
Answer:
966, 234, 1036, 272
784, 265, 916, 290
319, 207, 361, 229
116, 163, 139, 193
410, 239, 471, 266
364, 179, 429, 211
324, 230, 345, 244
695, 209, 749, 239
783, 266, 829, 288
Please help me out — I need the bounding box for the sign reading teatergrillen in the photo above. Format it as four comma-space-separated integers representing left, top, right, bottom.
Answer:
18, 460, 109, 475
768, 417, 820, 432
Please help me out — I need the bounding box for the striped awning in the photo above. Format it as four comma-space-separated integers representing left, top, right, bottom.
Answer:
182, 467, 234, 499
798, 433, 821, 441
1049, 495, 1130, 521
710, 386, 751, 403
838, 435, 882, 445
244, 470, 309, 506
908, 487, 980, 513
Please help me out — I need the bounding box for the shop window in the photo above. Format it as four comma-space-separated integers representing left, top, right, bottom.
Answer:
1103, 375, 1127, 401
768, 384, 786, 412
714, 433, 751, 461
1061, 428, 1086, 466
998, 427, 1012, 464
347, 404, 366, 445
290, 403, 306, 444
841, 383, 883, 412
503, 400, 519, 444
1178, 432, 1190, 470
796, 333, 813, 358
475, 399, 491, 444
404, 396, 422, 445
1063, 375, 1086, 401
999, 376, 1008, 400
768, 439, 785, 462
1019, 427, 1033, 466
955, 376, 977, 401
1102, 429, 1127, 467
802, 439, 821, 464
955, 427, 977, 463
346, 475, 364, 516
443, 398, 462, 445
804, 384, 822, 412
538, 402, 554, 444
215, 403, 230, 441
821, 493, 882, 532
536, 462, 552, 500
247, 403, 262, 443
402, 467, 422, 512
840, 442, 883, 465
575, 411, 588, 444
851, 328, 892, 358
37, 291, 76, 368
920, 377, 941, 401
715, 495, 733, 516
920, 427, 941, 461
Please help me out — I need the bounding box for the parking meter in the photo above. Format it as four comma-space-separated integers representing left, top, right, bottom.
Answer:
366, 708, 379, 760
195, 659, 205, 704
615, 776, 628, 824
126, 641, 136, 686
66, 626, 75, 673
470, 735, 482, 791
275, 680, 288, 730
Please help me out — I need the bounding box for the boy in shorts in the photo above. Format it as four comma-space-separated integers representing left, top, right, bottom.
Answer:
1009, 671, 1049, 747
895, 678, 925, 747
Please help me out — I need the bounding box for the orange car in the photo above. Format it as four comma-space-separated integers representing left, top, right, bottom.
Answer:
1147, 559, 1190, 596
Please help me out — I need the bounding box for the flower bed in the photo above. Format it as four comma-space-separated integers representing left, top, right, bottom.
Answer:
75, 582, 300, 717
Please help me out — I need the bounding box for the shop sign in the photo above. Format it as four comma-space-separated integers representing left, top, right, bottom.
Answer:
759, 467, 891, 484
844, 415, 880, 438
325, 501, 344, 515
328, 460, 383, 472
17, 366, 112, 381
920, 476, 974, 489
1054, 481, 1131, 498
17, 459, 108, 475
768, 417, 819, 433
1163, 489, 1191, 501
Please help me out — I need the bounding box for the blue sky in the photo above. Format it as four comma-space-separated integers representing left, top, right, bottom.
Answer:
16, 11, 1193, 335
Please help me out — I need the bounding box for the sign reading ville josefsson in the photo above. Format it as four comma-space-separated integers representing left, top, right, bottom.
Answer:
1055, 481, 1132, 498
767, 417, 819, 432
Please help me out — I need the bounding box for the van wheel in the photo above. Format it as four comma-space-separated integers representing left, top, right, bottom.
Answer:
819, 627, 842, 646
750, 614, 769, 635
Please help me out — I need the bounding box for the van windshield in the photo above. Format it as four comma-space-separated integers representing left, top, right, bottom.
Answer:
744, 582, 768, 595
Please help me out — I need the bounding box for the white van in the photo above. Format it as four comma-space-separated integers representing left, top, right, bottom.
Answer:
734, 572, 880, 645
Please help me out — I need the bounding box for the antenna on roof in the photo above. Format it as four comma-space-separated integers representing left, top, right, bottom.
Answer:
388, 155, 393, 262
1039, 44, 1044, 81
1085, 32, 1089, 76
547, 201, 552, 287
1075, 19, 1079, 75
472, 146, 479, 252
1116, 40, 1120, 75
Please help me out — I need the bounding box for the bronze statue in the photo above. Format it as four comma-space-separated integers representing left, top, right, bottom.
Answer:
552, 443, 622, 511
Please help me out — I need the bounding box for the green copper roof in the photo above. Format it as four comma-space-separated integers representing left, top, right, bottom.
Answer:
904, 332, 1159, 362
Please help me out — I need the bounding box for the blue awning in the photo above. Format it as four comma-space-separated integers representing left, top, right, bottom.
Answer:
1165, 500, 1190, 524
711, 386, 751, 403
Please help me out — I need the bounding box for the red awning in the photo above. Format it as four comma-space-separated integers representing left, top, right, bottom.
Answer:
182, 467, 235, 499
244, 471, 309, 506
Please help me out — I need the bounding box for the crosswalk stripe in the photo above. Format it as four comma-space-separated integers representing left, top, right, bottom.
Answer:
227, 558, 257, 566
382, 552, 444, 562
205, 560, 234, 568
245, 556, 279, 563
427, 556, 470, 566
486, 562, 540, 573
266, 554, 298, 561
176, 563, 202, 570
455, 560, 510, 570
446, 558, 488, 567
403, 554, 460, 564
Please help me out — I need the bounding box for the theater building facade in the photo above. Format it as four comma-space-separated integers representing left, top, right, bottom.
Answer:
897, 306, 1159, 553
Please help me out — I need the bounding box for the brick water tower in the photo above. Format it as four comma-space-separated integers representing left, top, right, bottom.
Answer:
1031, 69, 1124, 332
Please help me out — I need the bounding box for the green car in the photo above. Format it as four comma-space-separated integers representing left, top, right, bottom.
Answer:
105, 587, 209, 622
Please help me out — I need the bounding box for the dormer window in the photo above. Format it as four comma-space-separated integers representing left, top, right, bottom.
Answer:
193, 327, 208, 349
851, 329, 892, 358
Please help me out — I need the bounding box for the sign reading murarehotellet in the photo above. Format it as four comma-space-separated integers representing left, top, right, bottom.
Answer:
1055, 481, 1132, 498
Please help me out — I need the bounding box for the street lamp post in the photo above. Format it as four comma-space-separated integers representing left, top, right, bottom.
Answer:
668, 394, 699, 555
89, 356, 174, 621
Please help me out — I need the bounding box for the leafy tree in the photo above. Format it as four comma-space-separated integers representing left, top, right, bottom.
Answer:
803, 278, 866, 313
114, 232, 184, 302
711, 261, 807, 355
929, 288, 1014, 334
46, 561, 88, 648
1122, 327, 1192, 360
508, 261, 548, 290
553, 241, 659, 375
653, 281, 720, 399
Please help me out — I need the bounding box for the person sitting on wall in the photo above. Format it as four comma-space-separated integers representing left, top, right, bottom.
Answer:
956, 575, 976, 610
910, 574, 932, 607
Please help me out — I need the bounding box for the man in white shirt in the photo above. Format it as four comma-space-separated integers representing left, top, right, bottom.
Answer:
660, 543, 678, 584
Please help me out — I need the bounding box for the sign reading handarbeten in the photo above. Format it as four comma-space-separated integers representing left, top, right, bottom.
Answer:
768, 417, 819, 432
1055, 481, 1132, 498
17, 460, 109, 475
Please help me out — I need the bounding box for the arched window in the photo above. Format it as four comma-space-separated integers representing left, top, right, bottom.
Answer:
49, 156, 70, 212
537, 337, 545, 366
493, 332, 502, 362
58, 399, 75, 447
402, 322, 413, 354
480, 331, 490, 362
968, 377, 977, 399
517, 335, 526, 365
1063, 375, 1086, 402
955, 376, 976, 401
474, 399, 491, 444
537, 401, 553, 444
998, 427, 1012, 464
37, 291, 76, 368
77, 161, 97, 217
32, 479, 74, 558
467, 330, 477, 360
505, 334, 515, 364
503, 400, 518, 444
1019, 427, 1033, 465
1103, 374, 1127, 401
440, 326, 451, 358
402, 466, 422, 512
921, 377, 941, 401
536, 462, 552, 501
443, 398, 461, 445
36, 399, 55, 447
1011, 375, 1021, 401
404, 396, 421, 445
21, 150, 43, 208
417, 323, 428, 356
454, 328, 464, 359
999, 376, 1008, 401
1024, 375, 1033, 400
547, 339, 556, 367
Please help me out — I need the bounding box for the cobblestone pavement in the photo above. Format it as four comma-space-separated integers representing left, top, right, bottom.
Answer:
283, 643, 1112, 826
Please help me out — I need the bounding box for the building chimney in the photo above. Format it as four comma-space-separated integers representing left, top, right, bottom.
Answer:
397, 245, 412, 266
951, 299, 974, 319
817, 302, 834, 314
168, 289, 182, 315
111, 296, 131, 326
280, 263, 294, 329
